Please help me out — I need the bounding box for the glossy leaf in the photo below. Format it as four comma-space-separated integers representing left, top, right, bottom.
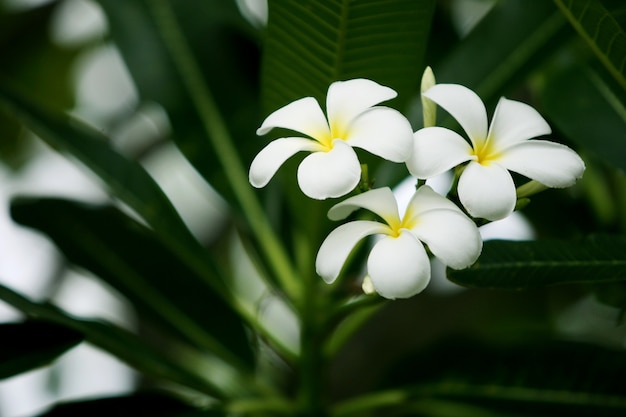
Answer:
36, 392, 203, 417
0, 284, 223, 397
10, 197, 253, 369
448, 235, 626, 289
261, 0, 436, 113
0, 321, 83, 380
542, 65, 626, 173
554, 0, 626, 91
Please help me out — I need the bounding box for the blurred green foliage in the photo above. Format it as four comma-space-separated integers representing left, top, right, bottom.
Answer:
0, 0, 625, 416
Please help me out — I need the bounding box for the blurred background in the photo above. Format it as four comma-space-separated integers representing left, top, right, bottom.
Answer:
1, 0, 624, 415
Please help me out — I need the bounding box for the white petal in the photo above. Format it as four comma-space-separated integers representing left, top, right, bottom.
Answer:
458, 161, 516, 221
404, 185, 464, 221
487, 97, 552, 150
345, 107, 414, 162
316, 220, 390, 284
249, 137, 321, 188
368, 232, 430, 299
326, 79, 397, 130
406, 127, 475, 178
498, 140, 585, 187
328, 187, 400, 224
423, 84, 488, 146
410, 210, 482, 269
297, 140, 361, 199
257, 97, 331, 140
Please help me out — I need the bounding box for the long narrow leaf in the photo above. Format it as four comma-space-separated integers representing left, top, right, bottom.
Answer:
11, 197, 253, 368
555, 0, 626, 91
448, 235, 626, 289
93, 0, 261, 205
0, 284, 224, 398
0, 80, 187, 244
542, 65, 626, 173
0, 81, 231, 296
0, 81, 254, 367
336, 339, 626, 417
436, 0, 570, 106
0, 321, 83, 380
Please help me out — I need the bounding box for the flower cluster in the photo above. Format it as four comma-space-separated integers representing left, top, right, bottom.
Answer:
250, 73, 585, 299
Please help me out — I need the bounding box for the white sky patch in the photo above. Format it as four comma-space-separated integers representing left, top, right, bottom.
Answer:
71, 43, 138, 123
50, 0, 107, 47
0, 142, 134, 416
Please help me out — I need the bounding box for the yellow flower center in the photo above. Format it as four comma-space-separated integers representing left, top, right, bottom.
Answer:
386, 207, 418, 238
317, 121, 347, 151
472, 138, 501, 166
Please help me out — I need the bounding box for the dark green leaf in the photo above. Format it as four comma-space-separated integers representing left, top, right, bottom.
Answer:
0, 81, 253, 364
592, 281, 626, 309
448, 235, 626, 289
0, 2, 79, 110
435, 0, 570, 107
542, 65, 626, 173
96, 0, 301, 301
0, 3, 81, 169
376, 339, 626, 417
10, 197, 253, 369
0, 80, 190, 245
0, 283, 224, 397
0, 321, 83, 380
95, 0, 261, 203
261, 0, 436, 113
37, 392, 200, 417
554, 0, 626, 91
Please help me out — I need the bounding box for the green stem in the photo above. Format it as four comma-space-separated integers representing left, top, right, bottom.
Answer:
515, 180, 548, 199
147, 0, 301, 303
324, 295, 386, 357
297, 262, 328, 416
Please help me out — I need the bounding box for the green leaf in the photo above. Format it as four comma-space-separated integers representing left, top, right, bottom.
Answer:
0, 321, 83, 380
554, 0, 626, 91
0, 80, 246, 344
94, 0, 261, 204
261, 0, 436, 113
0, 80, 190, 245
10, 197, 253, 369
0, 3, 80, 169
36, 392, 201, 417
435, 0, 570, 106
99, 0, 302, 302
541, 65, 626, 173
447, 235, 626, 290
0, 284, 224, 397
593, 281, 626, 309
371, 339, 626, 417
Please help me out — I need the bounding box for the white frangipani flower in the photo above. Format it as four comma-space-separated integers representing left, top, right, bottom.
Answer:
315, 186, 482, 299
406, 84, 585, 221
249, 79, 414, 199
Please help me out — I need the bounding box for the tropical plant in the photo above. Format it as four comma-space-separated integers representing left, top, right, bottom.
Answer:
1, 0, 626, 416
